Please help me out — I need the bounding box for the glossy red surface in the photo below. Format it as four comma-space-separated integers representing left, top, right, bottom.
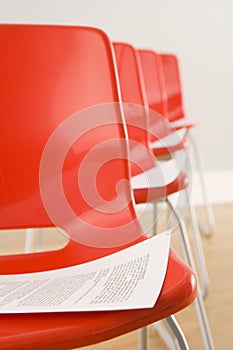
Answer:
138, 50, 168, 118
0, 24, 133, 231
160, 54, 185, 122
0, 24, 196, 349
114, 43, 174, 147
160, 53, 198, 130
138, 49, 189, 153
113, 43, 154, 175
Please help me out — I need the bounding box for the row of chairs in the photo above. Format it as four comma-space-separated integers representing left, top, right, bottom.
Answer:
0, 24, 214, 349
112, 41, 214, 349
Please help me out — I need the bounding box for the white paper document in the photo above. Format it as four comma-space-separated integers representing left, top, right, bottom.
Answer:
0, 231, 171, 313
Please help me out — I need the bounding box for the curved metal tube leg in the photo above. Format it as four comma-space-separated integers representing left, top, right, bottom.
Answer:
138, 327, 148, 350
165, 315, 190, 350
153, 317, 188, 350
167, 199, 215, 350
188, 133, 215, 236
153, 321, 177, 350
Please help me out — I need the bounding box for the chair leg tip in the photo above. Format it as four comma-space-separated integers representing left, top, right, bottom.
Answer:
199, 224, 215, 237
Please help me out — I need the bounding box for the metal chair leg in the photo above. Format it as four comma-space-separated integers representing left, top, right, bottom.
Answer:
138, 327, 148, 350
153, 321, 177, 350
167, 199, 215, 350
188, 133, 215, 236
165, 315, 190, 350
154, 317, 189, 350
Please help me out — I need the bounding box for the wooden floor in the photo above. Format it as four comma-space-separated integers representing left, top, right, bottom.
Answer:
0, 204, 232, 349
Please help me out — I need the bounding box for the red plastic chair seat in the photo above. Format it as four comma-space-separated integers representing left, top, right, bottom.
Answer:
0, 243, 196, 350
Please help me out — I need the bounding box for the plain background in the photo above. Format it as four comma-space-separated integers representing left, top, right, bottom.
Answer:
1, 0, 232, 176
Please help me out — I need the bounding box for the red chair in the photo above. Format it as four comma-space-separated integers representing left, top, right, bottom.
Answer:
113, 42, 214, 350
0, 24, 197, 350
160, 53, 215, 235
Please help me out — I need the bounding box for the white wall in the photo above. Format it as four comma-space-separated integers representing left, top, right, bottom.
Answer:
1, 0, 233, 173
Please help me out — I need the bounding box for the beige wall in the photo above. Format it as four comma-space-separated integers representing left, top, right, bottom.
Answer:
1, 0, 233, 171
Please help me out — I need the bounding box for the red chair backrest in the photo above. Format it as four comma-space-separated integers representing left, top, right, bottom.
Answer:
138, 50, 168, 118
0, 25, 141, 246
160, 54, 185, 121
114, 43, 174, 158
113, 42, 156, 175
